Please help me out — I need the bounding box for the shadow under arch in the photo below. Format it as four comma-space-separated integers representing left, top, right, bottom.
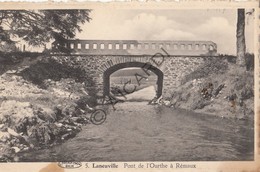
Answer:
103, 61, 163, 98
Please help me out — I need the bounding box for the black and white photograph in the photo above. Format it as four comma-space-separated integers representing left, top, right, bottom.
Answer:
0, 6, 256, 163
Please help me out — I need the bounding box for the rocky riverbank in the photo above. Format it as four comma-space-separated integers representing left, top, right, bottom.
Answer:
0, 73, 97, 162
0, 55, 98, 162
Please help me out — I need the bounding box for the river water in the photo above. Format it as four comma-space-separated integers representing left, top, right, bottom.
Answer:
19, 101, 254, 161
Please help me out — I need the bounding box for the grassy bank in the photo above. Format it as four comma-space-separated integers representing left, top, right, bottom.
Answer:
164, 55, 254, 120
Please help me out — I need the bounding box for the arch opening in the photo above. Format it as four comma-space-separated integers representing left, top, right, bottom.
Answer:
103, 62, 163, 99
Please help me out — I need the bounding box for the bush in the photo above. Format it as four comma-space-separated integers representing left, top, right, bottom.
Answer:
20, 58, 87, 87
219, 53, 254, 71
0, 43, 19, 53
182, 58, 228, 84
0, 52, 44, 75
218, 54, 236, 64
191, 98, 211, 110
245, 53, 254, 71
240, 86, 254, 100
76, 96, 97, 109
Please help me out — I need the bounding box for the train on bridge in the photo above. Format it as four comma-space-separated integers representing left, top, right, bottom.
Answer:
52, 40, 217, 56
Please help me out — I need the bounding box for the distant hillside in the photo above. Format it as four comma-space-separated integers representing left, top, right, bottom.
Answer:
111, 68, 156, 77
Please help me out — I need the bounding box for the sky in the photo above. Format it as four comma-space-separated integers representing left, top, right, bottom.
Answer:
76, 9, 255, 55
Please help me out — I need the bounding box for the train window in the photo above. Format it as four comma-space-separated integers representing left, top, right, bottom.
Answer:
188, 44, 192, 50
77, 43, 81, 49
123, 44, 127, 49
108, 44, 112, 49
144, 44, 149, 49
166, 44, 170, 50
130, 44, 134, 49
202, 44, 206, 50
115, 44, 120, 49
195, 44, 199, 50
70, 43, 74, 49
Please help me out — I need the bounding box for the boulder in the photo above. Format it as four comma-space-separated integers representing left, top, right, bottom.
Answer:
0, 143, 15, 161
11, 147, 21, 153
7, 128, 20, 137
0, 131, 11, 141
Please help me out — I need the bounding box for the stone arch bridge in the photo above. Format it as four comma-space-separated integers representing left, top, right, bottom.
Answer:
51, 40, 218, 98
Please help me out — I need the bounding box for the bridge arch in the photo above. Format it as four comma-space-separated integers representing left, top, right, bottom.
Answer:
103, 61, 163, 98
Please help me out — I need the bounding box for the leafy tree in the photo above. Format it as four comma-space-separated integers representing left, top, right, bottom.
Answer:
0, 42, 19, 52
0, 10, 91, 52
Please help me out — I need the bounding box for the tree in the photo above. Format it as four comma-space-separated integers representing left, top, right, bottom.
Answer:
236, 8, 246, 68
0, 10, 91, 52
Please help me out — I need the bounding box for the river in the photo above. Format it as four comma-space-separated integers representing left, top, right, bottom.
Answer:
19, 101, 254, 161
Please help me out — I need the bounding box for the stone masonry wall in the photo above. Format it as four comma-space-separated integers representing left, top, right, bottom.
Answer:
50, 55, 210, 98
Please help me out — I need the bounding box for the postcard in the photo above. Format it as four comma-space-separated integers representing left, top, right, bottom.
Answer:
0, 0, 259, 171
